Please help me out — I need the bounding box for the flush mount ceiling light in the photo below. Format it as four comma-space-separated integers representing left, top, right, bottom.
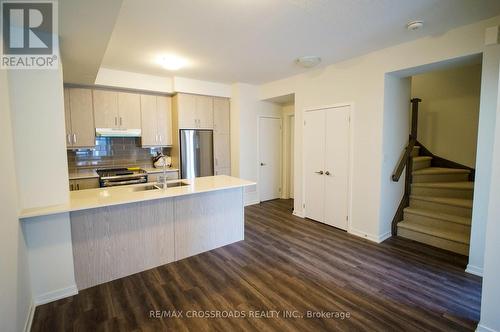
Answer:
296, 56, 321, 68
158, 54, 188, 71
407, 20, 424, 31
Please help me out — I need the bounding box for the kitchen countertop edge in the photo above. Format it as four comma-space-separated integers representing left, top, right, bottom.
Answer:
19, 176, 255, 219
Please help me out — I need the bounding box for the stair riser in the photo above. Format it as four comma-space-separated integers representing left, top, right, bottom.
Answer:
411, 186, 473, 199
413, 159, 431, 170
412, 173, 469, 183
410, 198, 472, 218
411, 147, 420, 157
403, 212, 471, 232
397, 228, 469, 255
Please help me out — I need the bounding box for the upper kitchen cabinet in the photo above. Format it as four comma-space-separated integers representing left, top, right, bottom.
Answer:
64, 87, 95, 149
213, 97, 230, 134
140, 94, 172, 147
93, 90, 141, 129
117, 92, 141, 129
174, 93, 214, 129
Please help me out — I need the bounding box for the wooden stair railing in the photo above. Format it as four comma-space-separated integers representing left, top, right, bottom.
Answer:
391, 98, 421, 235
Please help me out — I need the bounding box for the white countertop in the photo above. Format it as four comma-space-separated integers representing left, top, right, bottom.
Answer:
143, 167, 179, 174
19, 176, 255, 219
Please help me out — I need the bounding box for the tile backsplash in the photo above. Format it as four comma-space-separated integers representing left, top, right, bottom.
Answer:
67, 137, 170, 171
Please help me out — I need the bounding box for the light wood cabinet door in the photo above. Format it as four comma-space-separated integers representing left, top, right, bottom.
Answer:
157, 96, 172, 146
214, 133, 231, 169
118, 92, 141, 129
214, 168, 231, 176
69, 88, 95, 148
195, 95, 213, 129
93, 90, 118, 128
213, 97, 230, 134
177, 93, 197, 129
64, 88, 73, 147
140, 94, 158, 146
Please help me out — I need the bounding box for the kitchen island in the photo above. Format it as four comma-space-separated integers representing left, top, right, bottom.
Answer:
20, 176, 254, 291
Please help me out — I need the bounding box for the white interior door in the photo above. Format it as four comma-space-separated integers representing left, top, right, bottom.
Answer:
324, 106, 350, 230
259, 117, 281, 201
304, 110, 326, 222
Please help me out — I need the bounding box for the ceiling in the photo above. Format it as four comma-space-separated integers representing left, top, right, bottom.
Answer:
65, 0, 500, 84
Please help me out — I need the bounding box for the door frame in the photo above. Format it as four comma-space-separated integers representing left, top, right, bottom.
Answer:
257, 115, 283, 202
302, 102, 354, 231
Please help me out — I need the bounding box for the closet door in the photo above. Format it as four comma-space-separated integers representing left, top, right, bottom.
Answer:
304, 110, 326, 222
324, 106, 350, 230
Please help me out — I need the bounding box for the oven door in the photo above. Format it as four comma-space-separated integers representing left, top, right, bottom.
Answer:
100, 177, 147, 187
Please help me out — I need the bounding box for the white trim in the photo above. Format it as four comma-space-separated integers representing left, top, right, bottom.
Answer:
23, 301, 35, 332
34, 285, 78, 306
302, 102, 354, 231
244, 199, 260, 207
349, 228, 392, 243
293, 209, 305, 218
476, 323, 498, 332
465, 264, 484, 277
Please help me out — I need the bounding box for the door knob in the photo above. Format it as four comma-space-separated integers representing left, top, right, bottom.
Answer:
315, 170, 324, 175
325, 171, 330, 176
260, 162, 266, 166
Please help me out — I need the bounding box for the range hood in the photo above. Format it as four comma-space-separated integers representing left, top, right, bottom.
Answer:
95, 128, 142, 137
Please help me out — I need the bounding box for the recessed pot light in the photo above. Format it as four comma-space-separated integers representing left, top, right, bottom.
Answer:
158, 54, 188, 71
407, 20, 424, 31
296, 56, 321, 68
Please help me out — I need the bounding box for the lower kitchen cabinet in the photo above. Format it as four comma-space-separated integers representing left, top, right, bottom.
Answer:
215, 168, 231, 176
69, 178, 99, 191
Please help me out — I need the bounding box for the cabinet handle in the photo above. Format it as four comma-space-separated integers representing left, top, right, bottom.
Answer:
215, 158, 218, 166
77, 183, 80, 190
73, 134, 77, 144
120, 117, 123, 126
115, 117, 117, 126
325, 171, 331, 176
70, 184, 73, 191
67, 134, 71, 145
315, 170, 324, 175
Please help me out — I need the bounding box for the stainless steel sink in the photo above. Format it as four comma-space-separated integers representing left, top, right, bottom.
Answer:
131, 185, 161, 192
131, 181, 190, 192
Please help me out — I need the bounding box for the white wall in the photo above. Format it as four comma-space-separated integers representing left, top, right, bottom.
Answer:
468, 42, 500, 276
173, 76, 231, 97
95, 68, 232, 97
0, 60, 33, 332
230, 83, 282, 205
95, 68, 174, 93
8, 44, 78, 305
282, 103, 295, 199
412, 64, 481, 168
379, 75, 411, 238
260, 16, 500, 243
477, 60, 500, 332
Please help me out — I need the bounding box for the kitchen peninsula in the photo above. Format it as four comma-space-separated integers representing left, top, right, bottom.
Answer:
20, 175, 254, 290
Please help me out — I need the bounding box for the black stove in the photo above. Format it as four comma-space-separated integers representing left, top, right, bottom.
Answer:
96, 168, 148, 187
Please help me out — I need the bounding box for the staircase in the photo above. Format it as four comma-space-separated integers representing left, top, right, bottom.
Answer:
397, 146, 473, 255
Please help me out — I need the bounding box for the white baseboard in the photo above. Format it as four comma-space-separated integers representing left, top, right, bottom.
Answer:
244, 199, 260, 206
466, 264, 484, 277
34, 285, 78, 306
476, 323, 498, 332
23, 301, 35, 332
349, 228, 391, 243
292, 209, 305, 218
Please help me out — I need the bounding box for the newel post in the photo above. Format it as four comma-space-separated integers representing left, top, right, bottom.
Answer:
410, 98, 421, 141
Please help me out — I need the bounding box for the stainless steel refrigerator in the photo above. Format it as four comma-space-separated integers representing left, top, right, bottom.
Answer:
179, 129, 214, 179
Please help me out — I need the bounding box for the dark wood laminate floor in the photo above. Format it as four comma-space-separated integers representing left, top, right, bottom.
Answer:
31, 199, 482, 332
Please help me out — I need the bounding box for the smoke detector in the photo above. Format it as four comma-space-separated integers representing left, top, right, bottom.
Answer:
407, 20, 424, 31
296, 56, 321, 68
